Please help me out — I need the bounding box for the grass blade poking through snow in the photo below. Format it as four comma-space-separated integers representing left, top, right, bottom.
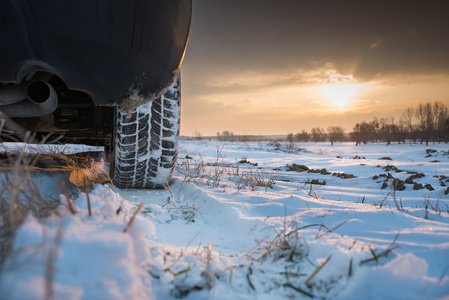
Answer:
348, 256, 354, 277
60, 181, 77, 215
360, 233, 399, 265
45, 223, 63, 300
246, 265, 255, 291
283, 283, 314, 298
305, 255, 332, 287
123, 203, 143, 233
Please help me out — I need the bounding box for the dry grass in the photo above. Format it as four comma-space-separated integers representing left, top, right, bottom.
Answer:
247, 218, 310, 265
0, 143, 109, 272
359, 233, 399, 266
179, 147, 278, 192
123, 203, 144, 233
162, 181, 199, 223
369, 180, 449, 221
0, 139, 114, 298
240, 218, 372, 297
231, 168, 277, 192
0, 151, 60, 269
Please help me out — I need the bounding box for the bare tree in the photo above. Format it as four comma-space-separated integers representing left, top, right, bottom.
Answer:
220, 130, 235, 142
294, 130, 309, 142
369, 117, 380, 143
433, 101, 448, 143
416, 103, 426, 144
193, 130, 202, 140
379, 118, 391, 145
351, 122, 370, 145
402, 106, 414, 141
286, 132, 294, 147
416, 102, 434, 146
311, 127, 326, 142
327, 126, 344, 146
397, 118, 407, 144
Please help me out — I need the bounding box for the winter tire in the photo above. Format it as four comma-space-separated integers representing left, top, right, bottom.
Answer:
110, 76, 181, 188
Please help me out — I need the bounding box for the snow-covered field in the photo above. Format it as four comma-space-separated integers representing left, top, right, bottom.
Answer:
1, 140, 449, 299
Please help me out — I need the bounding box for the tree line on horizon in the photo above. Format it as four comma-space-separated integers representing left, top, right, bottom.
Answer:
188, 101, 448, 146
287, 101, 449, 146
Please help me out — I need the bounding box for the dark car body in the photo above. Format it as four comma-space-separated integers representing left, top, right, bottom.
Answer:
0, 0, 191, 145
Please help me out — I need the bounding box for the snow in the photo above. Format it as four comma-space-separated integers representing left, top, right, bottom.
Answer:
0, 185, 153, 300
1, 140, 449, 299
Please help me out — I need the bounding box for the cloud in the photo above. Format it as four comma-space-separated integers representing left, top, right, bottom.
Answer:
180, 0, 449, 135
187, 0, 449, 83
370, 38, 382, 50
183, 62, 360, 101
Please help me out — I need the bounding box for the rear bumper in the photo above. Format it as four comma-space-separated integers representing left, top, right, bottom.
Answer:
0, 0, 191, 106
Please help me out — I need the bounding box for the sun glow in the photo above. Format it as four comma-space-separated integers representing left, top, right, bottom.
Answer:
319, 84, 362, 109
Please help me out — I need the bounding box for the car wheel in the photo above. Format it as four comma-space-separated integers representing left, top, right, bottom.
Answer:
110, 76, 180, 188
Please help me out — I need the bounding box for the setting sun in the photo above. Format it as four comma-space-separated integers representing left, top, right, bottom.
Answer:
319, 84, 362, 109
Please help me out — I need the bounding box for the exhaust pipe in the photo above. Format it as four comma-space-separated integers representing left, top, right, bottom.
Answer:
0, 80, 58, 117
26, 80, 57, 104
0, 82, 27, 104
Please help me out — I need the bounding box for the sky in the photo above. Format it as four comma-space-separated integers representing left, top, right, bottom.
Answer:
180, 0, 449, 136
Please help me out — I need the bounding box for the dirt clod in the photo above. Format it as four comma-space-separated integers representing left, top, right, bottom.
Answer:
287, 164, 309, 172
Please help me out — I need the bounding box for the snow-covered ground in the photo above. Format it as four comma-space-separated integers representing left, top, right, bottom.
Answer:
1, 140, 449, 299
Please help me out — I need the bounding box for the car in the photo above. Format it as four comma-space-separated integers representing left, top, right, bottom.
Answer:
0, 0, 192, 188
